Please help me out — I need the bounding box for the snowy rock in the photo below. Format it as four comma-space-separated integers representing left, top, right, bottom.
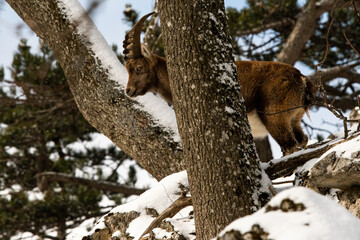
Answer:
81, 171, 194, 240
217, 187, 360, 240
294, 134, 360, 190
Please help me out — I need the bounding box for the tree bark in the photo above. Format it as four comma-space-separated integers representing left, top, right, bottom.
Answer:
6, 0, 184, 181
254, 137, 273, 163
158, 1, 265, 239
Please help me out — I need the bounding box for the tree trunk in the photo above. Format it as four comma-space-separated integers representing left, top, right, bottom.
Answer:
254, 137, 273, 162
158, 1, 265, 239
6, 0, 184, 181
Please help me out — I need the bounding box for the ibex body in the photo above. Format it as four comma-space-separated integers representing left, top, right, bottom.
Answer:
123, 13, 316, 154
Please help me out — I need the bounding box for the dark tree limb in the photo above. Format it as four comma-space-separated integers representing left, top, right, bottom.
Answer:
37, 171, 147, 195
277, 0, 343, 65
264, 132, 360, 180
308, 64, 360, 84
6, 0, 185, 181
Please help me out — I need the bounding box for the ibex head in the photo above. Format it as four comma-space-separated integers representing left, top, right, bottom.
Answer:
123, 12, 159, 98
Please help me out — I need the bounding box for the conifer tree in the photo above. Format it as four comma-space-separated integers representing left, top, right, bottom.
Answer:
0, 40, 138, 239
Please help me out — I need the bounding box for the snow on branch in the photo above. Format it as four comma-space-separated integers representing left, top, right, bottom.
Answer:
264, 131, 360, 180
73, 171, 194, 240
37, 172, 147, 195
58, 0, 180, 142
7, 0, 185, 180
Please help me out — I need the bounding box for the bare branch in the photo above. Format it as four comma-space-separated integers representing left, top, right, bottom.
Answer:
234, 18, 294, 37
139, 194, 192, 239
352, 0, 360, 23
277, 0, 344, 65
301, 119, 333, 137
343, 31, 360, 58
37, 172, 147, 195
315, 0, 339, 71
308, 64, 360, 83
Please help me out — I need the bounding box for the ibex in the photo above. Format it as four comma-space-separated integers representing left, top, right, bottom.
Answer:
123, 13, 316, 154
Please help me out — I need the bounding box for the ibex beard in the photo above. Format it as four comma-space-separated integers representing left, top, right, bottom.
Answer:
123, 12, 316, 155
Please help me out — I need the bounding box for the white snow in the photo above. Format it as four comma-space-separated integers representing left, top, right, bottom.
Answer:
74, 171, 360, 240
58, 0, 180, 142
133, 93, 180, 142
84, 171, 193, 239
67, 218, 98, 240
218, 187, 360, 240
312, 134, 360, 166
225, 106, 236, 114
217, 62, 238, 87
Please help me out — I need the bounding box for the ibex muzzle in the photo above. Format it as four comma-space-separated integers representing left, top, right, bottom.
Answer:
123, 13, 316, 155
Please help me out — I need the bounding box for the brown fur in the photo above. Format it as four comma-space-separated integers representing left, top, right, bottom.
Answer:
123, 13, 316, 155
235, 61, 315, 154
125, 49, 316, 155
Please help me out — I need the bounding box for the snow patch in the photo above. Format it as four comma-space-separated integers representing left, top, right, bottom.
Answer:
218, 187, 360, 240
86, 171, 191, 239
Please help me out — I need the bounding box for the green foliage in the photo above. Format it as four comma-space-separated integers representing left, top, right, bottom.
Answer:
123, 4, 139, 26
0, 40, 135, 239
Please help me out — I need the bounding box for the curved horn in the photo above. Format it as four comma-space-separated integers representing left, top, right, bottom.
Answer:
123, 12, 155, 60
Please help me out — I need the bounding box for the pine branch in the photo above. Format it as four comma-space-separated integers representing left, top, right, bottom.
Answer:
37, 172, 147, 195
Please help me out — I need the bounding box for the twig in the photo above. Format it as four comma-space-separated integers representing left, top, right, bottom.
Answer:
268, 185, 277, 196
311, 78, 360, 139
139, 193, 192, 239
343, 31, 360, 58
352, 0, 360, 23
272, 180, 294, 185
315, 0, 339, 71
301, 120, 333, 137
321, 120, 343, 130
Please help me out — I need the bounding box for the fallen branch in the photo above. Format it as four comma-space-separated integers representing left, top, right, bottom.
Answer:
139, 193, 192, 239
264, 131, 360, 180
37, 172, 146, 195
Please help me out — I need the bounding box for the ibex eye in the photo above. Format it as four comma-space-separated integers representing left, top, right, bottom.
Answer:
136, 66, 143, 72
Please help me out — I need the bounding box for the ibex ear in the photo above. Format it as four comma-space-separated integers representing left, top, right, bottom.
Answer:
141, 44, 157, 66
